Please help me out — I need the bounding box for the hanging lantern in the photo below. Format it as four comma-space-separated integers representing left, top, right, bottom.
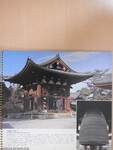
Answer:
63, 80, 67, 86
56, 79, 61, 85
41, 76, 47, 84
48, 77, 54, 84
63, 88, 66, 91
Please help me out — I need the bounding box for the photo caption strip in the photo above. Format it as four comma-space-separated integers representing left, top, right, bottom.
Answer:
3, 129, 76, 150
0, 50, 3, 149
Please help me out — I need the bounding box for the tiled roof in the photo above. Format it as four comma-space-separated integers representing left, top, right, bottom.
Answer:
94, 73, 112, 85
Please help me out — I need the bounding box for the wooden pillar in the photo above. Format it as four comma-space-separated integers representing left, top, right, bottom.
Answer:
36, 85, 42, 97
65, 96, 72, 112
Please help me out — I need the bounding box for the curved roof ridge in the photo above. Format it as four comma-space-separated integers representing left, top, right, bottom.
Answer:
39, 54, 60, 66
39, 54, 76, 72
4, 57, 94, 84
22, 58, 94, 77
93, 73, 112, 85
4, 57, 33, 81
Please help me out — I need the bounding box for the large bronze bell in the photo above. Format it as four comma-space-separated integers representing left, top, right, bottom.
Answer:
79, 109, 109, 147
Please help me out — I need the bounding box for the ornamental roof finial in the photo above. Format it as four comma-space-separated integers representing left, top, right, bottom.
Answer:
56, 53, 60, 58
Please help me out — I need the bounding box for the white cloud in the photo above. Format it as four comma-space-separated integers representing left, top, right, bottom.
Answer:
33, 52, 87, 64
33, 54, 55, 63
33, 51, 102, 66
61, 52, 100, 64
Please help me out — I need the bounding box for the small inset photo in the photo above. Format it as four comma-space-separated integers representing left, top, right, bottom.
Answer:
77, 100, 112, 150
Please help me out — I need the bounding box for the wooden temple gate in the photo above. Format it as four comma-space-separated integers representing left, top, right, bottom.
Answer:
5, 55, 94, 113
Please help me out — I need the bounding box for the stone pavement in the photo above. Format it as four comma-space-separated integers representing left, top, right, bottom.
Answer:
3, 117, 76, 129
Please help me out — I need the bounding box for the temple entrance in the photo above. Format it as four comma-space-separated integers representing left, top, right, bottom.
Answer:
48, 96, 56, 110
48, 96, 65, 112
23, 94, 66, 113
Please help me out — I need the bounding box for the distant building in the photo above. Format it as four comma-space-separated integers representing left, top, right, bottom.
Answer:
93, 73, 112, 90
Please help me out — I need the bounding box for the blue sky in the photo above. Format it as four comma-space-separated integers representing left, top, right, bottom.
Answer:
3, 50, 112, 91
3, 50, 112, 75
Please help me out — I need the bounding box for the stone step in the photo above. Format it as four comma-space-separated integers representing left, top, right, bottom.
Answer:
6, 112, 75, 120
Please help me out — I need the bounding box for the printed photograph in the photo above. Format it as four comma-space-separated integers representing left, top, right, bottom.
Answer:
2, 50, 112, 130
